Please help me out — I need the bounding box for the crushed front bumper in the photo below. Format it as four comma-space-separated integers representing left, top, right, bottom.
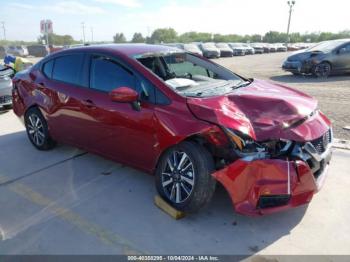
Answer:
282, 60, 315, 74
212, 136, 333, 216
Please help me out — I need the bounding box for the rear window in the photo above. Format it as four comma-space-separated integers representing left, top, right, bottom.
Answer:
52, 54, 84, 85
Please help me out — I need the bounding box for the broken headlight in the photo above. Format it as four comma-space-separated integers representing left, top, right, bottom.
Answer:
223, 127, 292, 160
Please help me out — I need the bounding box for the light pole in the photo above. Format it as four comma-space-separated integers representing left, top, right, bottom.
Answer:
1, 21, 6, 41
90, 27, 94, 43
286, 1, 296, 47
81, 22, 86, 44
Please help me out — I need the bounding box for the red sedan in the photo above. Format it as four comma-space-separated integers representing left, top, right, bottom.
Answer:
12, 44, 333, 216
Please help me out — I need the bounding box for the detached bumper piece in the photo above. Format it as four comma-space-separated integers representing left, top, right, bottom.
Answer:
212, 129, 333, 216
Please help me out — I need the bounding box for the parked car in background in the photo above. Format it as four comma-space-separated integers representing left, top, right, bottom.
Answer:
27, 45, 49, 57
267, 44, 276, 52
199, 42, 220, 58
241, 43, 255, 54
250, 43, 264, 54
261, 43, 270, 53
282, 39, 350, 77
163, 43, 203, 56
183, 43, 203, 56
12, 44, 333, 216
0, 64, 15, 110
228, 43, 246, 56
7, 46, 28, 57
49, 45, 64, 53
287, 44, 300, 51
274, 43, 287, 52
0, 46, 6, 58
215, 43, 233, 57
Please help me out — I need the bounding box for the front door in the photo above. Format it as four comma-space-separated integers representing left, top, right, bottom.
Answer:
333, 43, 350, 72
79, 54, 158, 171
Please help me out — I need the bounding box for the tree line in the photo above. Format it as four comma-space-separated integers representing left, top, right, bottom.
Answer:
113, 28, 350, 44
2, 28, 349, 47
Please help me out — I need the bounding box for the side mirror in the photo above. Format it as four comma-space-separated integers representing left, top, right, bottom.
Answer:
109, 87, 141, 111
109, 87, 138, 103
338, 48, 347, 54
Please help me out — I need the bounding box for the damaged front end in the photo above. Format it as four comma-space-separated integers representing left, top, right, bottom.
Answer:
209, 121, 333, 216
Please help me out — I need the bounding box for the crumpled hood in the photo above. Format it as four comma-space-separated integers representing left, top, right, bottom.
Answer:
187, 79, 330, 141
288, 50, 325, 61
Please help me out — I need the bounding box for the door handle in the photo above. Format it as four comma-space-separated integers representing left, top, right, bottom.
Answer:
82, 99, 96, 109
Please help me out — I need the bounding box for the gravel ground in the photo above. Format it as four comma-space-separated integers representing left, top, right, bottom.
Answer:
26, 53, 350, 140
215, 52, 350, 140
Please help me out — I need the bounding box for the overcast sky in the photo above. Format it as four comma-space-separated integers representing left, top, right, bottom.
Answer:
1, 0, 349, 42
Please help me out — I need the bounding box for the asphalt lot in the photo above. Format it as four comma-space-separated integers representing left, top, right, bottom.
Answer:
0, 109, 350, 256
215, 52, 350, 140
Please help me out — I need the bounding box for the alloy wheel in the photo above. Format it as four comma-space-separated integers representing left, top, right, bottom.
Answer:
314, 63, 331, 77
161, 151, 195, 204
27, 113, 45, 146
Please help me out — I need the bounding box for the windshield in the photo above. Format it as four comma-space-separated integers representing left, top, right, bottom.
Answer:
308, 40, 346, 52
134, 52, 248, 97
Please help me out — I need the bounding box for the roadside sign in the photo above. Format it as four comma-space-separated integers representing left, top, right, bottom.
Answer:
40, 19, 53, 34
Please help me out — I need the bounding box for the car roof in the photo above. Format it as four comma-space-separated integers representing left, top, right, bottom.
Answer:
57, 44, 180, 57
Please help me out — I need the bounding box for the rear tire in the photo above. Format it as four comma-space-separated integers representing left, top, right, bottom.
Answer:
155, 141, 216, 213
24, 107, 56, 150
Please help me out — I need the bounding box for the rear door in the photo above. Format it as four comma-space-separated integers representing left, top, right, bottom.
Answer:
39, 53, 95, 147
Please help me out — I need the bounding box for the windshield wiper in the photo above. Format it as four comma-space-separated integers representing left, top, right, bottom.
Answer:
233, 80, 251, 89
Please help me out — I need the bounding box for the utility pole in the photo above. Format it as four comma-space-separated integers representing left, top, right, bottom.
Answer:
91, 27, 94, 43
81, 22, 86, 44
286, 1, 296, 47
45, 22, 49, 47
1, 21, 6, 41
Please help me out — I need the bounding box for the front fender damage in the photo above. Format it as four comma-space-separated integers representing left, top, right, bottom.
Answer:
211, 159, 318, 216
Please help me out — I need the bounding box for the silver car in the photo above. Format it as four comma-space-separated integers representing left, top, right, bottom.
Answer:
228, 43, 246, 56
183, 43, 203, 56
0, 65, 14, 109
215, 43, 234, 57
7, 46, 29, 57
199, 43, 220, 58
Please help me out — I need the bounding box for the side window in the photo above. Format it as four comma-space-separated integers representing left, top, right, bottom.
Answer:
345, 44, 350, 52
90, 56, 134, 92
42, 60, 54, 78
52, 54, 84, 85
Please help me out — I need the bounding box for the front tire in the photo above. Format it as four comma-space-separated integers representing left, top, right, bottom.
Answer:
155, 141, 216, 213
312, 62, 332, 78
25, 107, 56, 150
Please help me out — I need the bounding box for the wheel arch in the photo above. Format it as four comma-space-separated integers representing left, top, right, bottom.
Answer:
153, 126, 229, 174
